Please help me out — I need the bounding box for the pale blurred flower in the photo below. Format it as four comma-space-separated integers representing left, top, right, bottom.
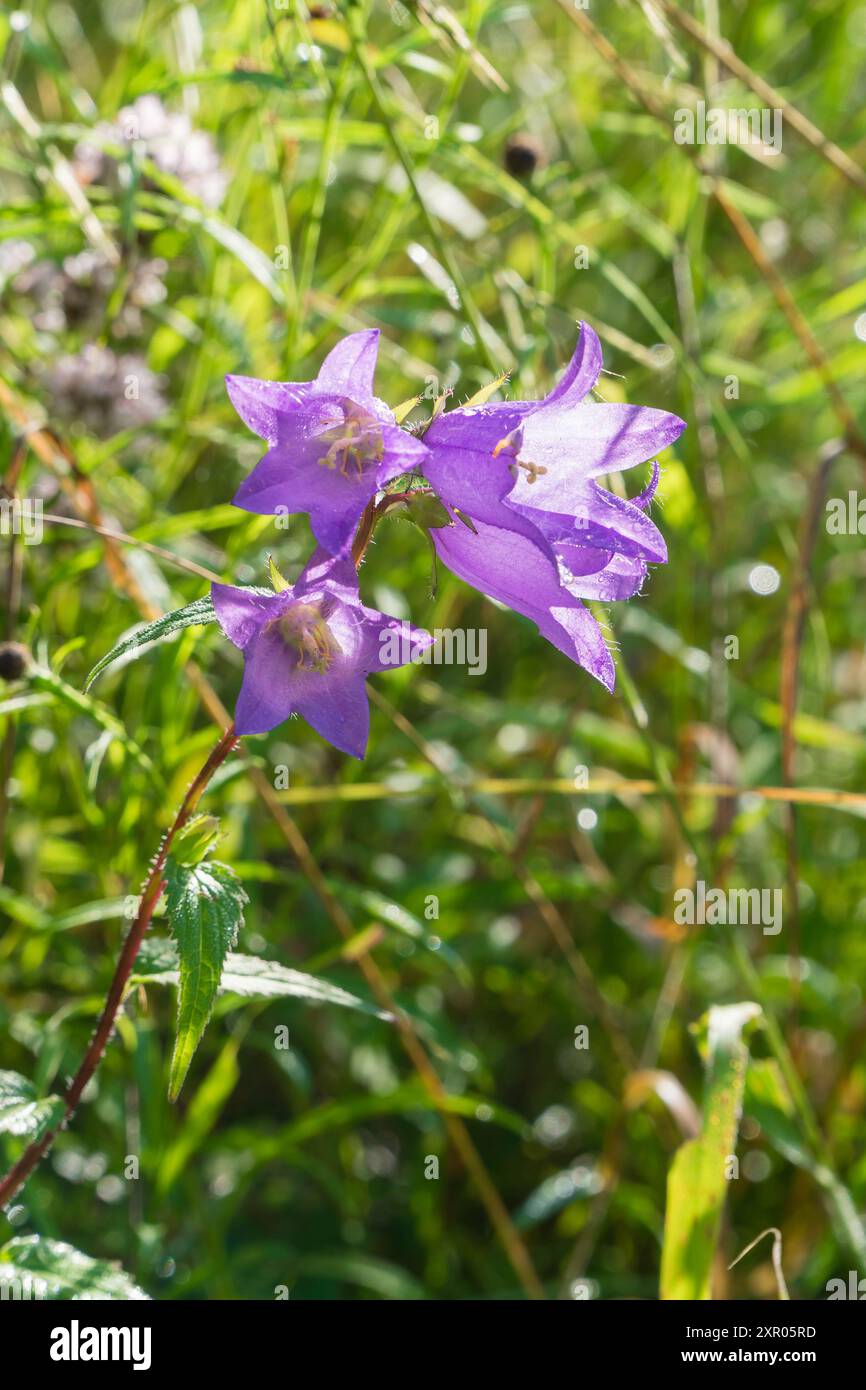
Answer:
13, 250, 167, 337
44, 344, 166, 436
0, 238, 36, 287
74, 94, 228, 207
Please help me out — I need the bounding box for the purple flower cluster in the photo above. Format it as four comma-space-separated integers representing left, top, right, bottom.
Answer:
216, 325, 684, 753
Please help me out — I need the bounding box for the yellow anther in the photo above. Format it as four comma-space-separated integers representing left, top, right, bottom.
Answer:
493, 430, 547, 484
317, 411, 384, 481
511, 457, 548, 484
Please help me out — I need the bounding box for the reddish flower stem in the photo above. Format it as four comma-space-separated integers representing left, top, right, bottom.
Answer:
3, 485, 425, 1208
351, 489, 429, 569
0, 724, 237, 1209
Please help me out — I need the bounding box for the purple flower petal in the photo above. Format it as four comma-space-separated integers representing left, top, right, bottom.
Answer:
234, 624, 302, 734
632, 460, 661, 511
315, 329, 381, 403
421, 441, 555, 546
419, 323, 681, 666
507, 402, 685, 512
293, 671, 371, 760
212, 582, 278, 649
233, 407, 428, 556
544, 604, 616, 691
294, 549, 360, 605
518, 485, 667, 564
227, 331, 424, 555
431, 512, 615, 688
423, 321, 605, 456
540, 321, 604, 408
234, 444, 375, 554
225, 375, 313, 444
352, 609, 434, 674
425, 402, 532, 459
557, 547, 649, 602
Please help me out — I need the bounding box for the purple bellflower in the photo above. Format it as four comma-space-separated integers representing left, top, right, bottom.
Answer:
227, 329, 429, 557
212, 550, 432, 758
421, 323, 685, 689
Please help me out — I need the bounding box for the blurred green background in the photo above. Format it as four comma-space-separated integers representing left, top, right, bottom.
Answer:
2, 0, 866, 1300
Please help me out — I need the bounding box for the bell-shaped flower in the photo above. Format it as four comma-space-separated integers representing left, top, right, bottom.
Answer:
421, 323, 685, 686
227, 330, 429, 557
212, 550, 432, 757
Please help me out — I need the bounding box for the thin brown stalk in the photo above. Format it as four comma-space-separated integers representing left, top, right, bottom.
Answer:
710, 186, 866, 465
268, 775, 866, 809
40, 513, 222, 585
0, 725, 238, 1208
672, 247, 729, 735
644, 0, 866, 197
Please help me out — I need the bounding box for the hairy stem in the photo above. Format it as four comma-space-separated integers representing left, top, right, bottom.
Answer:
351, 490, 420, 568
0, 724, 237, 1209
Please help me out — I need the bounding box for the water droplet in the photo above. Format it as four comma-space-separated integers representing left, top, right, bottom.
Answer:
748, 563, 780, 595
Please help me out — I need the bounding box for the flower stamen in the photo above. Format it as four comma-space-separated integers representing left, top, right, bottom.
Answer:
272, 603, 342, 674
493, 429, 547, 485
317, 409, 384, 481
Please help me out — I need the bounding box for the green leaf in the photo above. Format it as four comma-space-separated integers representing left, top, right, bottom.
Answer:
252, 1081, 529, 1158
745, 1059, 866, 1263
0, 691, 53, 717
43, 897, 130, 935
513, 1161, 603, 1230
453, 507, 478, 534
172, 814, 222, 868
0, 1070, 64, 1139
660, 1002, 761, 1300
0, 886, 50, 929
157, 1037, 240, 1196
186, 207, 288, 306
295, 1251, 426, 1300
744, 1059, 814, 1171
402, 492, 452, 530
83, 594, 217, 691
163, 859, 248, 1101
215, 955, 391, 1014
30, 669, 159, 786
0, 1235, 149, 1300
133, 937, 390, 1019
